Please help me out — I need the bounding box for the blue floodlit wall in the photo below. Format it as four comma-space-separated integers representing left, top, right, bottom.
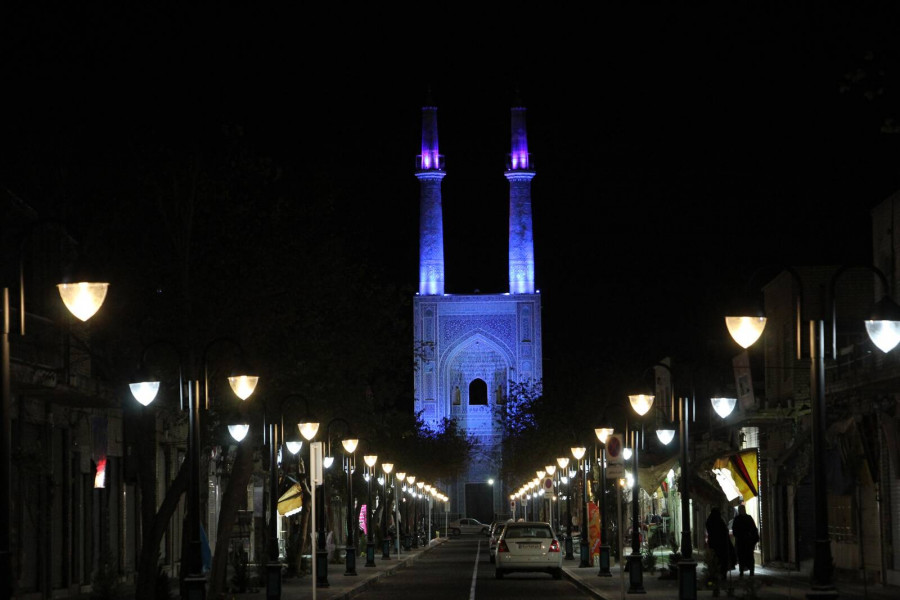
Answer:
413, 102, 543, 517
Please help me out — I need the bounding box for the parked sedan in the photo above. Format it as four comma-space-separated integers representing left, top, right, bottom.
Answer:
495, 521, 563, 579
488, 520, 512, 563
448, 517, 490, 535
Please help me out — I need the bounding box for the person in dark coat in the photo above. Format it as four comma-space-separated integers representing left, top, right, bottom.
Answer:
731, 504, 759, 576
705, 506, 736, 579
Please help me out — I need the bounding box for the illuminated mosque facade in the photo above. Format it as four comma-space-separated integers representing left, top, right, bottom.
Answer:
412, 101, 543, 519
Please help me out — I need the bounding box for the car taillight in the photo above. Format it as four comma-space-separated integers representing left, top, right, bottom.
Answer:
498, 540, 509, 553
549, 539, 560, 552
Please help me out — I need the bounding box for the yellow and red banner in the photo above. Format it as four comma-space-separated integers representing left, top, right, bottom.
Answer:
588, 501, 601, 565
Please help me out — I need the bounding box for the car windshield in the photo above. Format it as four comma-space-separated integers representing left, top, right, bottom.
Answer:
504, 526, 551, 539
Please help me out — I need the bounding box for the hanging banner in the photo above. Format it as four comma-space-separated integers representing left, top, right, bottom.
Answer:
588, 501, 601, 566
712, 449, 759, 501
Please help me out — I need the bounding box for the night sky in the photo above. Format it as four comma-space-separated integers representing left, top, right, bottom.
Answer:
5, 6, 900, 401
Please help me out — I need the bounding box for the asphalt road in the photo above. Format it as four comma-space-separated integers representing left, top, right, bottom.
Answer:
350, 535, 595, 600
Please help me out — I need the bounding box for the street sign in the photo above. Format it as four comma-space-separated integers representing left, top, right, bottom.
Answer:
606, 434, 624, 464
543, 477, 554, 491
510, 499, 517, 511
606, 463, 625, 479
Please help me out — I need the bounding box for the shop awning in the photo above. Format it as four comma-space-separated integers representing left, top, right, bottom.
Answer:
277, 483, 303, 517
712, 449, 758, 502
637, 455, 680, 494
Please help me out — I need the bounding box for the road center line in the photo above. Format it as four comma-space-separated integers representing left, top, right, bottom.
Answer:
469, 540, 481, 600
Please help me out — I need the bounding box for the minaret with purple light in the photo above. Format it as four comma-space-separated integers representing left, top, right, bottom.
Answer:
416, 103, 446, 296
506, 105, 536, 295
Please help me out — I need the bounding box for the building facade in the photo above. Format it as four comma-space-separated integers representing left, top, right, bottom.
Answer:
412, 102, 543, 521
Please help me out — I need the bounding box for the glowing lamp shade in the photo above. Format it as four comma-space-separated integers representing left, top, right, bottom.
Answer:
536, 470, 545, 479
545, 465, 556, 476
407, 475, 416, 484
416, 481, 424, 489
227, 375, 259, 400
629, 394, 654, 416
571, 446, 586, 460
656, 428, 676, 445
298, 421, 320, 441
364, 454, 378, 468
57, 282, 109, 322
341, 438, 359, 453
285, 441, 303, 455
382, 462, 394, 474
595, 427, 614, 445
556, 457, 569, 469
323, 456, 335, 469
725, 316, 767, 349
396, 472, 406, 481
865, 296, 900, 353
228, 424, 250, 442
866, 320, 900, 353
623, 447, 633, 460
129, 381, 160, 406
711, 397, 737, 419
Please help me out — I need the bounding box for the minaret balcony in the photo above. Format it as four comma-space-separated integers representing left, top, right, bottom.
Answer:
416, 153, 445, 171
507, 153, 533, 170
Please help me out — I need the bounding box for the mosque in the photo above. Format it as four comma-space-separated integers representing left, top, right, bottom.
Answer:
412, 99, 543, 521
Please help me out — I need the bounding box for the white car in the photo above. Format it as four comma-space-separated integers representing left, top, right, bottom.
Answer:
449, 517, 490, 535
495, 521, 563, 579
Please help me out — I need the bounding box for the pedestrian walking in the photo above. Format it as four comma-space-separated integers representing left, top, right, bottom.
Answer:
706, 506, 736, 580
731, 504, 759, 576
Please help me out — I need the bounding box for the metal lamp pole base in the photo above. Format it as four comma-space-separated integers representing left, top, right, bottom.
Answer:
579, 540, 591, 568
626, 553, 645, 594
677, 558, 697, 600
183, 574, 207, 600
265, 563, 281, 600
597, 544, 612, 576
344, 546, 357, 576
316, 549, 329, 587
382, 539, 391, 560
365, 541, 376, 567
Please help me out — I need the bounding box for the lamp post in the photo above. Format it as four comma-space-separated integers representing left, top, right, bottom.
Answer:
131, 338, 258, 600
416, 481, 425, 541
395, 471, 406, 553
726, 265, 900, 598
362, 452, 378, 567
381, 463, 393, 559
407, 475, 417, 547
557, 456, 573, 559
319, 418, 352, 588
341, 436, 359, 576
595, 428, 614, 577
571, 446, 590, 568
2, 224, 108, 600
627, 393, 653, 594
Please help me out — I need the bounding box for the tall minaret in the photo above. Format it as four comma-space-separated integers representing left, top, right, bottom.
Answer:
506, 104, 536, 294
416, 102, 446, 295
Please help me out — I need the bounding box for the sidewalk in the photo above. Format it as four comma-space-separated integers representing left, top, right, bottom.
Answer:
239, 539, 445, 600
561, 558, 898, 600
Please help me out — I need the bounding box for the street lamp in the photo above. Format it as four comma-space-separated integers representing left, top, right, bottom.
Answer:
726, 264, 900, 597
318, 418, 352, 588
381, 462, 393, 559
571, 445, 590, 568
129, 337, 258, 600
2, 222, 109, 600
341, 436, 359, 576
395, 471, 406, 552
557, 456, 573, 559
406, 475, 417, 547
363, 452, 378, 567
594, 427, 614, 577
416, 481, 425, 540
626, 393, 653, 594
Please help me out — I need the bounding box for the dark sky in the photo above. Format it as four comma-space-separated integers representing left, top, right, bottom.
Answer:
5, 5, 900, 396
